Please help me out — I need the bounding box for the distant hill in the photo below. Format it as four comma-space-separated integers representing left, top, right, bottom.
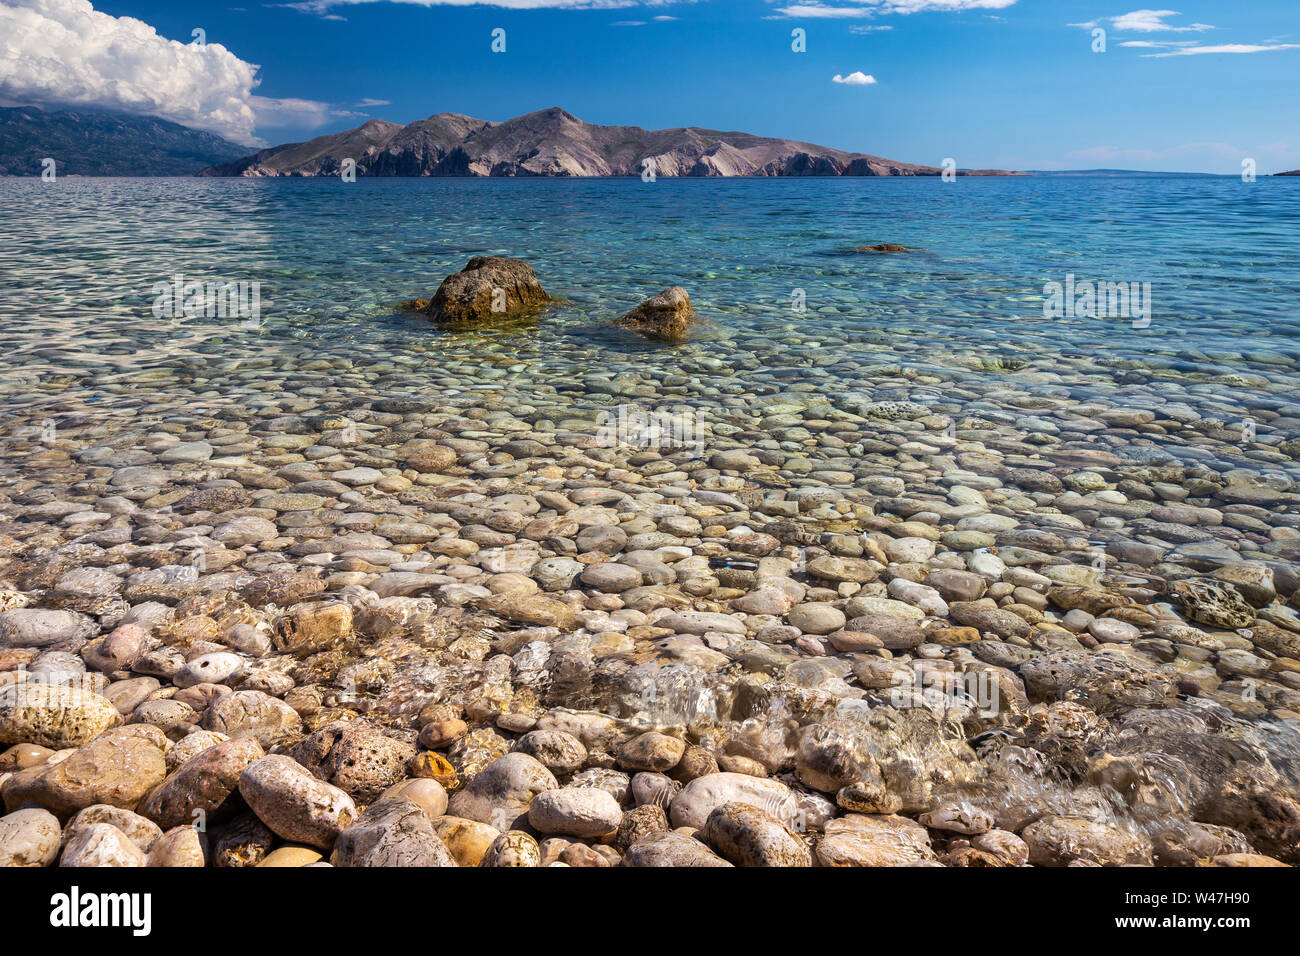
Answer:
0, 106, 249, 177
1277, 170, 1300, 176
199, 106, 1021, 178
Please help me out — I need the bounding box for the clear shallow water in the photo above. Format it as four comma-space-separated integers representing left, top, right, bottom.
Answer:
1, 175, 1298, 473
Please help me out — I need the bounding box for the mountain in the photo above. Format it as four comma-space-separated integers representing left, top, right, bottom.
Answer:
198, 107, 1020, 178
1277, 170, 1300, 176
0, 106, 250, 177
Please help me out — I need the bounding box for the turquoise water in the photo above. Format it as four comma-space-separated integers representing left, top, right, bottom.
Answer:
1, 175, 1298, 473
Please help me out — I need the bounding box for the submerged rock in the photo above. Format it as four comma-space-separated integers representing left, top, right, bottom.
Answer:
814, 814, 937, 866
1170, 578, 1256, 630
1021, 815, 1153, 867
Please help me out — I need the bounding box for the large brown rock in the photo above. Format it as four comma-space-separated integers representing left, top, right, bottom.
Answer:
1, 725, 167, 817
446, 752, 557, 832
0, 681, 122, 749
290, 720, 416, 802
424, 256, 549, 324
615, 286, 695, 342
699, 801, 811, 866
138, 736, 265, 830
201, 689, 303, 747
1170, 578, 1256, 629
238, 755, 357, 849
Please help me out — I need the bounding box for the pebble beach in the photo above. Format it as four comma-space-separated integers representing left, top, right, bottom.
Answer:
1, 177, 1298, 868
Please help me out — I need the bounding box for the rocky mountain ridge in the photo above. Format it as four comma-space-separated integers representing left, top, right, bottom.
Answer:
198, 107, 1020, 178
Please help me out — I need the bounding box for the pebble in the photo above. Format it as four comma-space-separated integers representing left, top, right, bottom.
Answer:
527, 787, 623, 837
0, 807, 62, 866
238, 755, 357, 850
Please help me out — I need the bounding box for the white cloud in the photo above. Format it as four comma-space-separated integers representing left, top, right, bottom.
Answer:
0, 0, 260, 142
611, 11, 679, 22
1111, 9, 1213, 33
832, 71, 878, 84
774, 0, 1015, 17
1147, 42, 1300, 57
1071, 10, 1212, 34
251, 96, 362, 128
354, 98, 392, 108
849, 24, 894, 32
0, 0, 357, 144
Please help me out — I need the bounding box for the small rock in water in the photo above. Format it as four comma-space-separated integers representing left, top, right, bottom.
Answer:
615, 286, 696, 342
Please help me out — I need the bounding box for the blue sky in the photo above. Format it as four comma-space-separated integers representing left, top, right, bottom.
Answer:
4, 0, 1299, 172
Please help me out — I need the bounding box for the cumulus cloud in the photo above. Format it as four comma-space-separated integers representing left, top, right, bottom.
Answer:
832, 71, 878, 84
0, 0, 261, 141
0, 0, 353, 144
